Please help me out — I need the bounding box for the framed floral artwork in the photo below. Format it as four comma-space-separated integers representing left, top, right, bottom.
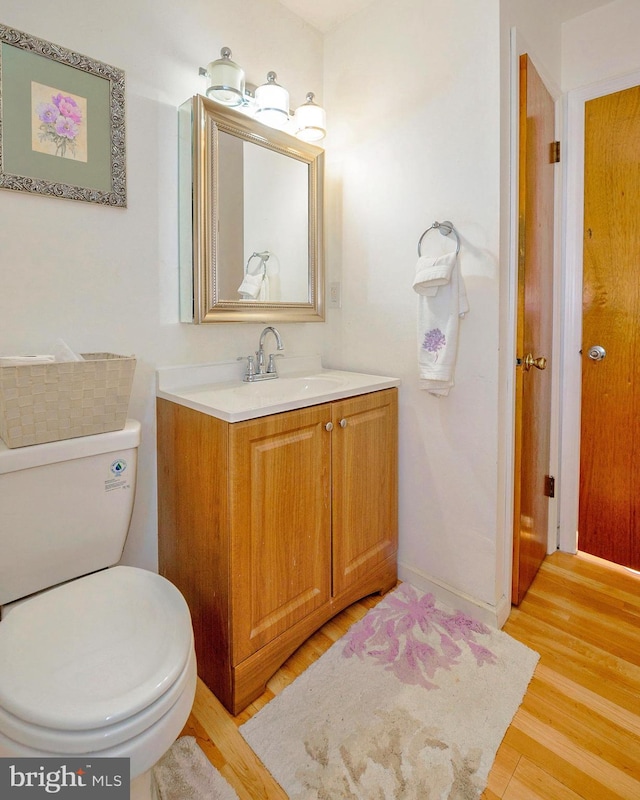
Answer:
0, 24, 126, 205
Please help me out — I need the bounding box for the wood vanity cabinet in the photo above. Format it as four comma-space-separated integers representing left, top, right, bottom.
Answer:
157, 387, 397, 714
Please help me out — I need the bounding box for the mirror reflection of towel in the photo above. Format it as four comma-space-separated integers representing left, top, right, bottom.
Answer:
413, 252, 468, 396
238, 273, 269, 300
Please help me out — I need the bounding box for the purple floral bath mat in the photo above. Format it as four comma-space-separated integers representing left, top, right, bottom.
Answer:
239, 582, 539, 799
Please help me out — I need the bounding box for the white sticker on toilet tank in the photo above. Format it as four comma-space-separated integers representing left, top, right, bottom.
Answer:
105, 459, 130, 492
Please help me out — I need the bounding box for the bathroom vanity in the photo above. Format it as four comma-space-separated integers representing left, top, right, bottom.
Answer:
156, 358, 399, 714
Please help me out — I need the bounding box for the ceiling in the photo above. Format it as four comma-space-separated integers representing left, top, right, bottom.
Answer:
277, 0, 612, 34
555, 0, 613, 21
276, 0, 375, 33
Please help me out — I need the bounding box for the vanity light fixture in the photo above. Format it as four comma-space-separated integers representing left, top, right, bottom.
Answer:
204, 47, 245, 107
199, 49, 326, 140
293, 92, 326, 142
254, 72, 290, 129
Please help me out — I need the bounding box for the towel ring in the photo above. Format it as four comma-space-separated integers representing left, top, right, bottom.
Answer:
245, 251, 270, 276
417, 220, 460, 256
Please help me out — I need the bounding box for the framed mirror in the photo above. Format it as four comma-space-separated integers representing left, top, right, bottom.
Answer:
179, 94, 324, 323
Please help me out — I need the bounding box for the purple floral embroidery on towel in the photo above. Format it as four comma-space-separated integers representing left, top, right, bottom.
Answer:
343, 584, 496, 689
422, 328, 446, 362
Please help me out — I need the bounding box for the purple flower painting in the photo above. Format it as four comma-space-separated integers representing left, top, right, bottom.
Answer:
32, 82, 87, 162
422, 327, 446, 362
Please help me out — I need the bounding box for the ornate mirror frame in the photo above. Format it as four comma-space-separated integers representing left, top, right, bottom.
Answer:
179, 94, 325, 323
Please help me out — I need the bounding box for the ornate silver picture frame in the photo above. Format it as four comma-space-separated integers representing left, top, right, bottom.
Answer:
0, 24, 126, 206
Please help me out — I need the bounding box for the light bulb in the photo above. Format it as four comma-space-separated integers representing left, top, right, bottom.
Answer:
255, 72, 289, 129
294, 92, 326, 142
206, 47, 245, 107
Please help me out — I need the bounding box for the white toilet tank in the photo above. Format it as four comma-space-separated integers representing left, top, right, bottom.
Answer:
0, 420, 141, 606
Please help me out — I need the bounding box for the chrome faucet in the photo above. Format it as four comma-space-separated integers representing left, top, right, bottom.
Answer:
257, 326, 284, 374
238, 326, 284, 382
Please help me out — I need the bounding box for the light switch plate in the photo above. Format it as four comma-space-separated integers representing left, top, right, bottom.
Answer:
328, 281, 341, 309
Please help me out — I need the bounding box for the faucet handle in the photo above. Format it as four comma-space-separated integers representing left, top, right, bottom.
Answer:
266, 353, 284, 374
237, 354, 256, 380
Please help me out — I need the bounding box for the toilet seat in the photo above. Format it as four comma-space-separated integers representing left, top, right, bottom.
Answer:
0, 566, 194, 753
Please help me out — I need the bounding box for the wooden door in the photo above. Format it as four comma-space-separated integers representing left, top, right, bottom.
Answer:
579, 84, 640, 570
332, 389, 398, 597
512, 54, 555, 605
229, 405, 332, 663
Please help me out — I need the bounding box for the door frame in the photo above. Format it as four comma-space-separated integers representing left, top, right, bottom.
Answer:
558, 67, 640, 554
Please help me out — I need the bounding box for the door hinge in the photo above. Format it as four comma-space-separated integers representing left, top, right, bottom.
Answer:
550, 141, 560, 163
544, 475, 555, 498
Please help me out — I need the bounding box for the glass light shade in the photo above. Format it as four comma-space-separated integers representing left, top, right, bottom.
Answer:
254, 72, 289, 129
294, 93, 326, 142
206, 47, 245, 107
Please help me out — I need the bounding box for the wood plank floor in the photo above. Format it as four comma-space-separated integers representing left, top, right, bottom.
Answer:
180, 551, 640, 798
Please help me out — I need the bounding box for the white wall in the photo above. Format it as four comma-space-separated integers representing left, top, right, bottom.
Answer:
4, 0, 610, 622
562, 0, 640, 90
3, 0, 515, 621
500, 0, 563, 80
0, 0, 325, 570
324, 0, 505, 614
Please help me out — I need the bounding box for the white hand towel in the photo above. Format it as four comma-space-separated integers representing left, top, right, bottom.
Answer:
237, 273, 269, 300
258, 274, 269, 301
413, 251, 469, 396
412, 253, 456, 297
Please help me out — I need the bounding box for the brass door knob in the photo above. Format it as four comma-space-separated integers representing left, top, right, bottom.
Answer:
522, 353, 547, 372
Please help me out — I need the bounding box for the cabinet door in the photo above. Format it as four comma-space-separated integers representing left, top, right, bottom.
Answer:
229, 404, 332, 664
332, 389, 398, 596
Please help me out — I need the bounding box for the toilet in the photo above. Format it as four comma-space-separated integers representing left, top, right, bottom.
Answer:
0, 420, 196, 799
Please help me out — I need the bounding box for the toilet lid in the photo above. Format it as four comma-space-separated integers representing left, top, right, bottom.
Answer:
0, 567, 193, 731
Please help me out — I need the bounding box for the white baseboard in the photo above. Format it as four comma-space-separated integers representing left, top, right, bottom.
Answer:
397, 561, 512, 629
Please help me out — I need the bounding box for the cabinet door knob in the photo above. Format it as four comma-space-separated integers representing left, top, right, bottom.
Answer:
325, 422, 333, 431
339, 418, 347, 428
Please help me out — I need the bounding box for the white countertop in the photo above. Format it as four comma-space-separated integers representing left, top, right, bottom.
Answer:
156, 355, 400, 423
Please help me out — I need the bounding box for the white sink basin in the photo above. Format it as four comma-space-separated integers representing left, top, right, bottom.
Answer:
278, 375, 344, 394
157, 357, 399, 422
